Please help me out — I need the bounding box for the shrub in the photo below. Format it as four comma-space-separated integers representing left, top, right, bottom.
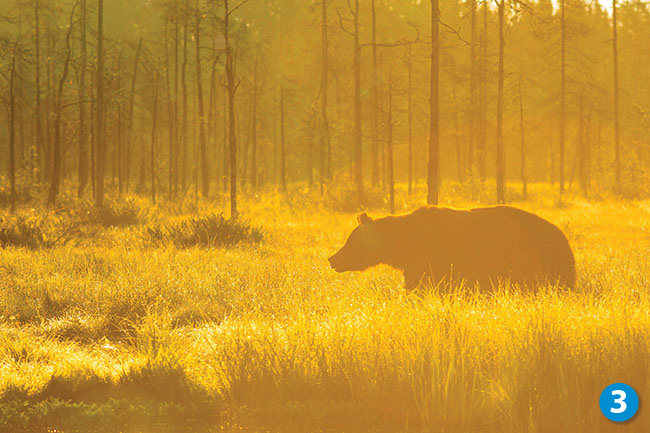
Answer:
65, 196, 149, 228
147, 213, 263, 248
0, 212, 71, 249
324, 187, 386, 213
97, 197, 145, 227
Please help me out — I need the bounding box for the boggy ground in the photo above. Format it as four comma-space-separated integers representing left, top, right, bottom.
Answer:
1, 182, 649, 432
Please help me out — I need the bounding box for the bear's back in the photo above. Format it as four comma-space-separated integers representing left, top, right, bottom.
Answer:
401, 205, 576, 288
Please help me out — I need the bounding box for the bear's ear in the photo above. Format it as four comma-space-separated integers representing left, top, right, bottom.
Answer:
357, 212, 373, 225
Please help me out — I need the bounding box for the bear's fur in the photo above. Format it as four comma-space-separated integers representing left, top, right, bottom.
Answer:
328, 205, 576, 290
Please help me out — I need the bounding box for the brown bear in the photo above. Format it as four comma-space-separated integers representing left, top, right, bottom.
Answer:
328, 205, 576, 290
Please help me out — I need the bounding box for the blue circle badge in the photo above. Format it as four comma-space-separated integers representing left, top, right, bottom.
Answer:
599, 383, 639, 422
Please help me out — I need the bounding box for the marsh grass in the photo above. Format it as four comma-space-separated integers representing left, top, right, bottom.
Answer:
1, 182, 649, 432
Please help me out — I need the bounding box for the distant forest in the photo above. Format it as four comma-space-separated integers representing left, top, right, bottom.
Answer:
0, 0, 649, 215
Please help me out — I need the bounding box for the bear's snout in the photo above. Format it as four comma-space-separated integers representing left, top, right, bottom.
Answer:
328, 253, 345, 272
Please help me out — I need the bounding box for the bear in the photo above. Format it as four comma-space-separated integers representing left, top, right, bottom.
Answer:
328, 205, 576, 290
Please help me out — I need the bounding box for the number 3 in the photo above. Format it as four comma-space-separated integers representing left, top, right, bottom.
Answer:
611, 390, 627, 414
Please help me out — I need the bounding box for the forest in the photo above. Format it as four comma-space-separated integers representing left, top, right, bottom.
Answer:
0, 0, 648, 211
1, 0, 650, 432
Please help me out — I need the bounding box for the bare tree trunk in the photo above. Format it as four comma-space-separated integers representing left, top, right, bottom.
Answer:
95, 0, 105, 208
613, 0, 621, 193
453, 79, 463, 182
48, 6, 74, 206
34, 0, 44, 184
388, 73, 395, 214
519, 76, 527, 200
151, 67, 160, 204
208, 39, 219, 191
78, 0, 88, 196
126, 39, 142, 192
353, 0, 363, 201
468, 0, 477, 174
559, 0, 566, 194
280, 79, 287, 191
181, 0, 189, 192
8, 42, 17, 212
427, 0, 440, 205
116, 69, 123, 194
407, 44, 413, 196
224, 0, 238, 218
478, 0, 488, 180
251, 46, 260, 189
173, 0, 180, 198
320, 0, 329, 193
222, 90, 228, 193
495, 0, 505, 204
90, 73, 96, 196
370, 0, 379, 187
165, 19, 174, 200
577, 93, 584, 194
194, 0, 209, 197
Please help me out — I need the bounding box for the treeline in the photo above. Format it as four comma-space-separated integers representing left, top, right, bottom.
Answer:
0, 0, 649, 216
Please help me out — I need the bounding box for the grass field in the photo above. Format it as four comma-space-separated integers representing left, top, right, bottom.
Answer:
1, 182, 649, 432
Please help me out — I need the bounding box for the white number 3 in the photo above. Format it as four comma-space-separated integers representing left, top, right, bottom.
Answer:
611, 390, 627, 414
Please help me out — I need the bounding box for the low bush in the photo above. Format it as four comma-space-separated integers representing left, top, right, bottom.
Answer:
64, 196, 150, 228
324, 187, 386, 213
0, 212, 71, 249
147, 213, 263, 248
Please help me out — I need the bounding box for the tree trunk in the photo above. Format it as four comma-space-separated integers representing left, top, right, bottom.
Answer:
34, 0, 45, 184
388, 74, 395, 214
195, 1, 209, 197
352, 0, 363, 201
223, 90, 229, 193
478, 0, 488, 179
427, 0, 440, 205
8, 42, 17, 212
320, 0, 329, 193
126, 39, 143, 193
453, 79, 463, 182
370, 0, 379, 187
224, 0, 238, 218
78, 0, 88, 197
613, 0, 621, 193
468, 0, 477, 174
173, 0, 180, 198
558, 0, 566, 194
181, 0, 189, 192
519, 76, 527, 200
151, 67, 160, 204
95, 0, 105, 208
280, 79, 287, 191
407, 44, 413, 196
165, 19, 175, 200
251, 47, 260, 189
47, 7, 73, 206
495, 0, 505, 204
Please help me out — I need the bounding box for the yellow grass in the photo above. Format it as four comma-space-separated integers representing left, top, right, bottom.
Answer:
1, 183, 649, 432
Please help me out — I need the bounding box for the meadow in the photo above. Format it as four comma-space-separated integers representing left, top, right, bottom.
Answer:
1, 182, 649, 432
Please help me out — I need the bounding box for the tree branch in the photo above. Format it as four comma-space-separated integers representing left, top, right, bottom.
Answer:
440, 19, 469, 46
227, 0, 251, 17
336, 8, 354, 37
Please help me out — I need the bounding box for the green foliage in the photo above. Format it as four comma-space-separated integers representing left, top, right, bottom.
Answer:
147, 213, 263, 248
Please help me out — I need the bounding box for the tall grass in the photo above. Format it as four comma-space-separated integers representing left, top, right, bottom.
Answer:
1, 183, 649, 432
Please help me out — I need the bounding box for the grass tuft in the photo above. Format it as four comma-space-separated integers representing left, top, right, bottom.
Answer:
147, 213, 263, 248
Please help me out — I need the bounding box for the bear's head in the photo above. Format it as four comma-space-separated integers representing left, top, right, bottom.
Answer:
329, 212, 386, 272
